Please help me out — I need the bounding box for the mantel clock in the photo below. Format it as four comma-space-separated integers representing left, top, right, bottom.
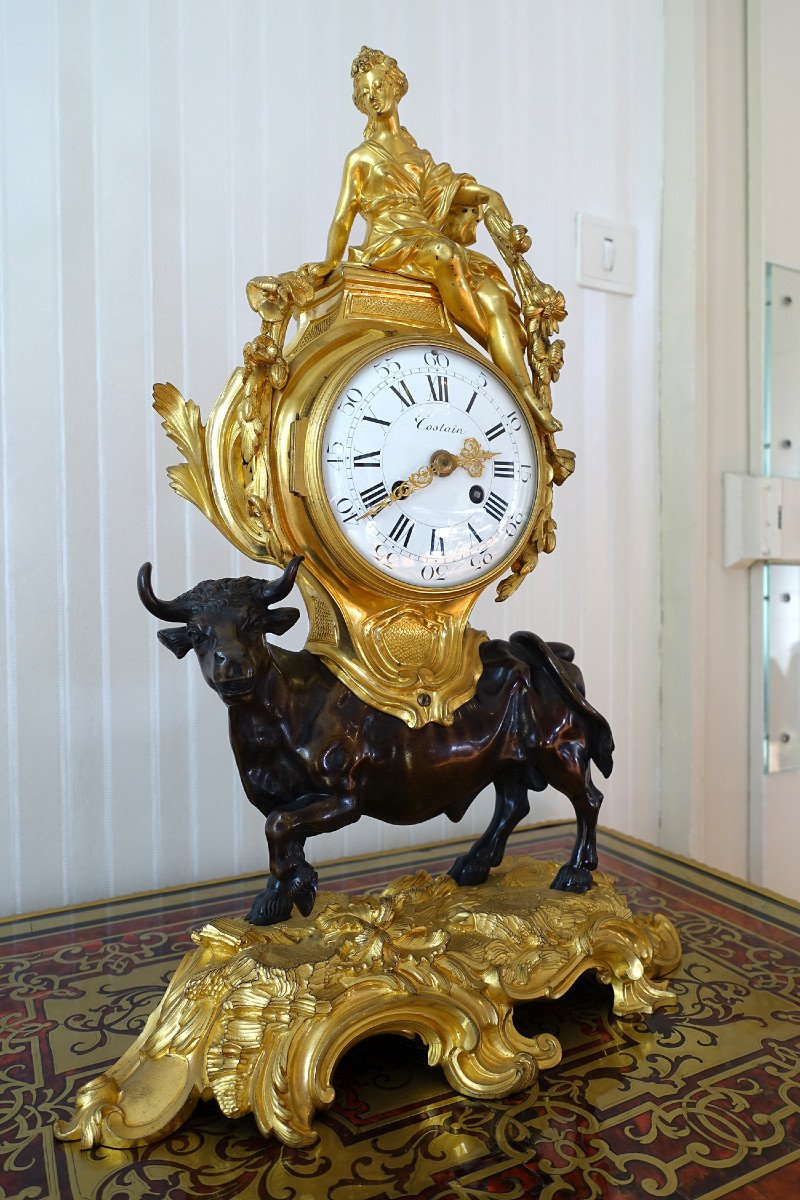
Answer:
155, 47, 574, 727
56, 45, 683, 1155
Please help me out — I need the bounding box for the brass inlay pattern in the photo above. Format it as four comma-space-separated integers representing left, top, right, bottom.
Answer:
13, 824, 796, 1196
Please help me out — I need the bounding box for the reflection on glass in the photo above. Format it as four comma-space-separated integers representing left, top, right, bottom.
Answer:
764, 264, 800, 773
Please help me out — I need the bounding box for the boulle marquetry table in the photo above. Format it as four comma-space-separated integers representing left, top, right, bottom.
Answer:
2, 822, 799, 1200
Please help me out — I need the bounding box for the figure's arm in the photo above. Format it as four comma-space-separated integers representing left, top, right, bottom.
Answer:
454, 179, 513, 226
313, 151, 363, 277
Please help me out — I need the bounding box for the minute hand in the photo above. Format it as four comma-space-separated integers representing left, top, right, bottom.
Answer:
357, 438, 497, 522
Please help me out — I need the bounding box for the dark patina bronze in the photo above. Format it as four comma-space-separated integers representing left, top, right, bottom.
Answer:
138, 556, 613, 925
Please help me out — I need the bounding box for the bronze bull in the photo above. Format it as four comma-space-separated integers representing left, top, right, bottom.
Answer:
138, 556, 613, 924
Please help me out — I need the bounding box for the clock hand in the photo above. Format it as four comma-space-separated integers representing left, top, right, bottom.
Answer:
358, 439, 497, 521
358, 466, 434, 521
433, 437, 498, 479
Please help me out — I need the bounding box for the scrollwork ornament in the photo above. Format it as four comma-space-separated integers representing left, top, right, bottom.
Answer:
56, 858, 680, 1150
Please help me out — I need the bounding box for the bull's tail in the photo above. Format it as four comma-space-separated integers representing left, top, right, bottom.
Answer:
508, 630, 614, 779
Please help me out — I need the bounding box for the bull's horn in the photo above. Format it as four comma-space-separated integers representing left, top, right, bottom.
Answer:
137, 562, 191, 622
258, 556, 303, 605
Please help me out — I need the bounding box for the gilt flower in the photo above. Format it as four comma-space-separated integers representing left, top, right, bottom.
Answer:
529, 286, 567, 338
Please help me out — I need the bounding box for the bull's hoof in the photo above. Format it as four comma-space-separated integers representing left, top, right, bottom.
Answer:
448, 853, 492, 887
283, 863, 318, 917
550, 863, 593, 894
245, 877, 293, 926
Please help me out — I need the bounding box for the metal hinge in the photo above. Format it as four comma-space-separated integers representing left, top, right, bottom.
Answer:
723, 473, 800, 567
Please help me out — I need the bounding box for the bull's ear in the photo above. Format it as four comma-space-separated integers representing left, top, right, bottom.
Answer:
157, 627, 193, 659
266, 606, 300, 638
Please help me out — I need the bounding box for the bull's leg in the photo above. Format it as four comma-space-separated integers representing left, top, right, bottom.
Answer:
449, 770, 530, 886
550, 770, 603, 893
245, 835, 308, 926
266, 792, 360, 918
246, 872, 294, 926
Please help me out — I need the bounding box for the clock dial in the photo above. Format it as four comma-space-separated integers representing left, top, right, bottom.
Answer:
320, 344, 539, 589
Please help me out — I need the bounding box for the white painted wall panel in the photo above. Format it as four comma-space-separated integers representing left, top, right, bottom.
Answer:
2, 3, 70, 913
0, 0, 665, 914
659, 1, 759, 884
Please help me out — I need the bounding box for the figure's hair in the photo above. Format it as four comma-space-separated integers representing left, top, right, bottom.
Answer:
351, 46, 408, 136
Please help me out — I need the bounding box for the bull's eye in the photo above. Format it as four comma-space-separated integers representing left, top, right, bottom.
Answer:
186, 625, 205, 646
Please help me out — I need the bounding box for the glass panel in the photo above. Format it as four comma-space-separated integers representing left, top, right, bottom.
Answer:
764, 263, 800, 773
765, 564, 800, 772
765, 264, 800, 478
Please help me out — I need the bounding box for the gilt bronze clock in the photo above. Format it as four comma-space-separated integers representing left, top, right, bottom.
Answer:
155, 46, 574, 726
56, 45, 683, 1155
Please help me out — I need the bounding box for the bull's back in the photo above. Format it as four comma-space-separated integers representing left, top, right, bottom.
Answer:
261, 644, 530, 822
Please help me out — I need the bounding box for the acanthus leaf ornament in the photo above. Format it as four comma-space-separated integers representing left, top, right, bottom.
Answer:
153, 383, 216, 526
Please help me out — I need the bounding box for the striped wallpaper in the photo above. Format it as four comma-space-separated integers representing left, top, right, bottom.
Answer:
0, 0, 664, 915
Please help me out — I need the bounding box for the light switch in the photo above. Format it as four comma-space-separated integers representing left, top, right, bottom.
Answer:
602, 237, 614, 271
576, 213, 636, 295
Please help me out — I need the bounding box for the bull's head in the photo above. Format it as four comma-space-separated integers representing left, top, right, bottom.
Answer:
137, 556, 303, 704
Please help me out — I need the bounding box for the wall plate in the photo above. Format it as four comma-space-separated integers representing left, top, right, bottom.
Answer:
576, 213, 636, 295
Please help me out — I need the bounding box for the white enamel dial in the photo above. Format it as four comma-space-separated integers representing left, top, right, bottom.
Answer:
320, 344, 538, 590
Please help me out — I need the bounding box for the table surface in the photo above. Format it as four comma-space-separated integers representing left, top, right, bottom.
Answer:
1, 821, 799, 1200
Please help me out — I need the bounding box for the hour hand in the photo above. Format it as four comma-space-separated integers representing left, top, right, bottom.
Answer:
357, 439, 496, 521
358, 473, 428, 521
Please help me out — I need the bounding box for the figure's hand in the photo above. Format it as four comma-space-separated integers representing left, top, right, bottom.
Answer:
482, 190, 513, 226
300, 261, 338, 284
358, 439, 497, 521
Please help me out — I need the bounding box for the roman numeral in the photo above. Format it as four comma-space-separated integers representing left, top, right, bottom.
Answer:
427, 374, 449, 403
485, 422, 504, 442
484, 491, 508, 522
430, 529, 445, 554
389, 513, 415, 547
353, 449, 381, 468
494, 460, 515, 478
363, 414, 391, 428
468, 523, 481, 543
360, 481, 389, 508
465, 391, 478, 413
389, 380, 416, 407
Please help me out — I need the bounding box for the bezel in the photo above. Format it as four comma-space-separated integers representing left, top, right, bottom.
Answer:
304, 334, 546, 600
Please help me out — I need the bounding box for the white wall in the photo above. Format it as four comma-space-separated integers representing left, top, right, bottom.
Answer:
0, 0, 665, 916
659, 0, 751, 878
761, 1, 800, 269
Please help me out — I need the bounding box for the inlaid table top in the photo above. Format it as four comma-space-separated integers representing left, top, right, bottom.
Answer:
1, 822, 798, 1200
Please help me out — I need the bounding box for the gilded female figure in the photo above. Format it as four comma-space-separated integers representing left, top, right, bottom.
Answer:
312, 47, 561, 435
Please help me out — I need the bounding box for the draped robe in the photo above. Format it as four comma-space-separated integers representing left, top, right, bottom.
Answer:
347, 136, 517, 309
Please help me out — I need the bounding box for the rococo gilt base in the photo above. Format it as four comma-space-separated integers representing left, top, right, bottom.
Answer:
55, 857, 681, 1150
